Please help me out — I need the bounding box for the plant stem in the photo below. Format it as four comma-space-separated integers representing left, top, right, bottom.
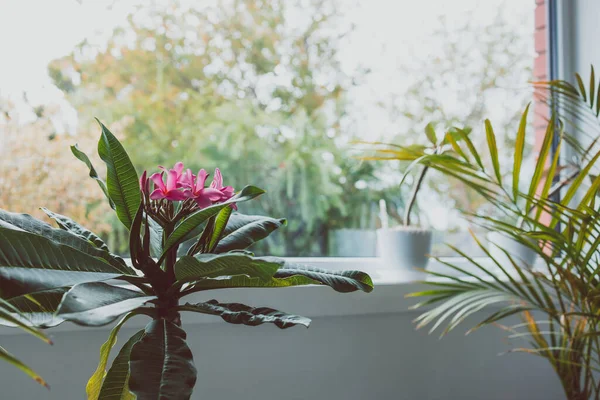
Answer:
404, 166, 429, 227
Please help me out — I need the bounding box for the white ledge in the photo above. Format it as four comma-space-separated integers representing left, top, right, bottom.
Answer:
0, 257, 529, 336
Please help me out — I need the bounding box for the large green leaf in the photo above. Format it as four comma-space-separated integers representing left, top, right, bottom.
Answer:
96, 119, 141, 230
0, 345, 49, 389
0, 228, 125, 299
179, 300, 310, 329
174, 253, 282, 285
87, 312, 143, 400
0, 209, 131, 274
71, 143, 116, 210
214, 214, 286, 253
0, 288, 67, 329
161, 186, 265, 258
98, 330, 143, 400
41, 208, 109, 252
57, 282, 155, 326
129, 319, 197, 400
273, 262, 374, 293
185, 264, 374, 294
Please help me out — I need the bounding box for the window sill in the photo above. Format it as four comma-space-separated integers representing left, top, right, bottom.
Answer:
0, 257, 535, 336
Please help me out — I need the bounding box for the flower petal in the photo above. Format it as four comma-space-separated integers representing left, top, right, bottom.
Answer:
150, 189, 165, 200
167, 170, 178, 192
173, 162, 184, 176
165, 190, 187, 201
195, 169, 208, 193
203, 187, 225, 201
150, 172, 166, 191
210, 168, 223, 189
193, 194, 213, 209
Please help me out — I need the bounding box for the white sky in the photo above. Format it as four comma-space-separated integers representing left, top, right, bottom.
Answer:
0, 0, 529, 121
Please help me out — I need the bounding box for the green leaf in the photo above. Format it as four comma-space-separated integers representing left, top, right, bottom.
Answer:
0, 345, 49, 389
484, 119, 502, 184
1, 208, 131, 274
0, 228, 125, 299
590, 65, 596, 107
179, 300, 311, 329
0, 298, 52, 343
273, 262, 374, 293
87, 312, 142, 400
96, 119, 141, 230
161, 186, 265, 258
147, 217, 164, 258
207, 206, 233, 252
1, 288, 67, 328
98, 330, 143, 400
526, 118, 555, 212
71, 144, 116, 210
424, 122, 437, 145
57, 282, 156, 327
513, 104, 530, 201
187, 262, 374, 294
174, 253, 282, 284
129, 319, 197, 400
41, 208, 110, 252
575, 73, 587, 102
214, 214, 286, 253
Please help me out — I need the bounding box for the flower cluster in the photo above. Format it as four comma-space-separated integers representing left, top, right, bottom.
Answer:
140, 162, 236, 209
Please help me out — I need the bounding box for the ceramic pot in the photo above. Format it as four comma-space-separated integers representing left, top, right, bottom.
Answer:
377, 227, 432, 275
328, 229, 377, 257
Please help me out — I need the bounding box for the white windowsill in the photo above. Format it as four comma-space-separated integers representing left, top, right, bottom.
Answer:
0, 257, 539, 336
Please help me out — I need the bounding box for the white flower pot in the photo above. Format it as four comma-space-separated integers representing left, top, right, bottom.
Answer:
377, 227, 432, 277
487, 231, 538, 269
328, 229, 377, 257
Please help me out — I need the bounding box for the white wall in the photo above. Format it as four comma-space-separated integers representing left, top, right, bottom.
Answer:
0, 309, 564, 400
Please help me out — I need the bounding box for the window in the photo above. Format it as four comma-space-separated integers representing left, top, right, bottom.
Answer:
0, 0, 537, 257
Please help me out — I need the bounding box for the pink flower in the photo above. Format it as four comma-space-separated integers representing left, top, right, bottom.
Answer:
210, 168, 235, 199
149, 170, 187, 201
184, 169, 225, 208
158, 162, 186, 188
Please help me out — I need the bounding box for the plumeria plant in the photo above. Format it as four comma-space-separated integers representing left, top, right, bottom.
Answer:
0, 120, 373, 399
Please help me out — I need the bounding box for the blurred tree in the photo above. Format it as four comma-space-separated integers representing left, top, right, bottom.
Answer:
0, 98, 113, 233
47, 0, 391, 256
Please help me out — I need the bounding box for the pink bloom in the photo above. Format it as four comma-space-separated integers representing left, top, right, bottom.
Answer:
210, 168, 235, 199
158, 162, 186, 188
180, 168, 196, 189
149, 170, 187, 201
184, 169, 224, 208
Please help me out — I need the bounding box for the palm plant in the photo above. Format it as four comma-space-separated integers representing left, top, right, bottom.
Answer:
403, 69, 600, 399
0, 120, 373, 399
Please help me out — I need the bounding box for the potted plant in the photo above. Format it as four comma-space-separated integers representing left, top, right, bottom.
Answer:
362, 123, 465, 273
0, 120, 373, 397
365, 102, 590, 270
410, 70, 600, 399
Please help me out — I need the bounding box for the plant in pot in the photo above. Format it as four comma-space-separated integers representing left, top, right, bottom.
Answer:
361, 123, 462, 273
0, 120, 374, 398
410, 70, 600, 399
365, 105, 589, 269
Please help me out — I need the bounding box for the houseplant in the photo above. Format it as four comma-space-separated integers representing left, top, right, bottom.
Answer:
409, 70, 600, 399
0, 120, 373, 399
361, 123, 470, 272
